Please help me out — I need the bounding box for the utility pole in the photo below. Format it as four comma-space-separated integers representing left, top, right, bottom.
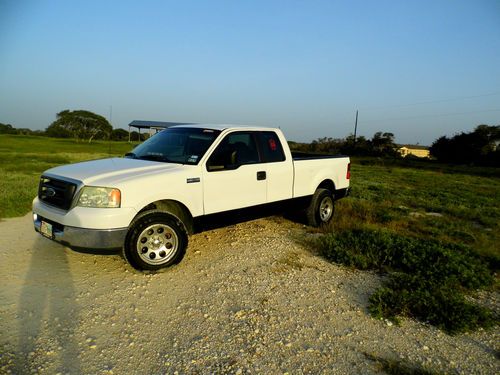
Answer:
108, 105, 113, 153
354, 110, 358, 144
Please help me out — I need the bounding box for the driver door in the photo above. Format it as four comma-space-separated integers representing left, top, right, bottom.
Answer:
202, 131, 267, 215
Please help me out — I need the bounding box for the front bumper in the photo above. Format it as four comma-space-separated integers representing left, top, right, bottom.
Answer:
34, 214, 127, 250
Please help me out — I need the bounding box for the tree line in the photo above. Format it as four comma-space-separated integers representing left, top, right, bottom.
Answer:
289, 131, 399, 158
429, 125, 499, 167
1, 109, 498, 166
289, 125, 499, 166
0, 109, 148, 142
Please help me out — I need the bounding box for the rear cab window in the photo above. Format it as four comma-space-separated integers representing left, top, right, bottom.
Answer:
257, 131, 286, 163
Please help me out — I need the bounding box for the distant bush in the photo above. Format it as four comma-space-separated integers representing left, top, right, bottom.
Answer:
289, 131, 399, 158
0, 123, 17, 134
318, 228, 496, 334
430, 124, 500, 166
111, 128, 130, 141
0, 123, 45, 136
129, 130, 149, 142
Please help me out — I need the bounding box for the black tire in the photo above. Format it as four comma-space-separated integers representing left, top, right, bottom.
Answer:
306, 188, 335, 227
123, 210, 188, 271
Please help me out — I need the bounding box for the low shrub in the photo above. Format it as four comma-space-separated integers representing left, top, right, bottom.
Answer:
369, 274, 494, 334
318, 228, 496, 334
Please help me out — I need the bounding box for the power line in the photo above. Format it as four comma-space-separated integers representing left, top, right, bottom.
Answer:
362, 91, 500, 110
358, 108, 500, 124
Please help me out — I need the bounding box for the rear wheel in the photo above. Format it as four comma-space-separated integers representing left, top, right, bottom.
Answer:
306, 188, 334, 227
123, 211, 187, 271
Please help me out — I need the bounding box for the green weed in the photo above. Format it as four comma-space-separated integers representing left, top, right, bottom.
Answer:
318, 228, 496, 334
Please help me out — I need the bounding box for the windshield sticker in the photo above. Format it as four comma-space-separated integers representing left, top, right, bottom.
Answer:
187, 155, 199, 163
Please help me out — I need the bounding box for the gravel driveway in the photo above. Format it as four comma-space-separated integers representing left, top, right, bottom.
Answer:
0, 213, 498, 374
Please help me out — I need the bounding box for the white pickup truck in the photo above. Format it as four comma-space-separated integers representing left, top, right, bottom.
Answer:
33, 124, 350, 270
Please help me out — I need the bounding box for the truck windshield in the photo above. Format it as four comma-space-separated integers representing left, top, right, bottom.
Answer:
126, 128, 221, 165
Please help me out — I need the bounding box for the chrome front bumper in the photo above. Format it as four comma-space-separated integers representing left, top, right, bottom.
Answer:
34, 214, 128, 250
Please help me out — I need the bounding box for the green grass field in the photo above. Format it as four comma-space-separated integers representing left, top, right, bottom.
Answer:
332, 157, 500, 261
0, 134, 135, 218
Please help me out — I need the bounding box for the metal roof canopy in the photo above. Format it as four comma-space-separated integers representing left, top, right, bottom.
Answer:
127, 120, 197, 142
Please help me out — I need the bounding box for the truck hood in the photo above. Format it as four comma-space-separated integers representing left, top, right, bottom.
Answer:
44, 157, 182, 185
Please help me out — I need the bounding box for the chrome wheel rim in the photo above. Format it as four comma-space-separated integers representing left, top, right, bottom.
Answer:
319, 196, 333, 222
136, 224, 178, 265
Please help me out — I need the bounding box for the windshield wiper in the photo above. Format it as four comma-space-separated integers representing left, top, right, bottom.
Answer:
124, 152, 137, 159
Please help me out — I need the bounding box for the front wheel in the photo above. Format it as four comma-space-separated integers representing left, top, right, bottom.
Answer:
123, 211, 188, 271
306, 188, 335, 227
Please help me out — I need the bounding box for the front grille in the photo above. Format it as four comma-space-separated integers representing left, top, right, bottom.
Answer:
38, 176, 77, 210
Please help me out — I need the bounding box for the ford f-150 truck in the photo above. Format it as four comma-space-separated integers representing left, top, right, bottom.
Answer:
33, 124, 350, 270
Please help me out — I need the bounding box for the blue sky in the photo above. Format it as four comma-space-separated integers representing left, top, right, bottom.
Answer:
1, 0, 499, 145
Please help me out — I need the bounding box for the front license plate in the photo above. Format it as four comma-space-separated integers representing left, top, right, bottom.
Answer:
40, 221, 53, 239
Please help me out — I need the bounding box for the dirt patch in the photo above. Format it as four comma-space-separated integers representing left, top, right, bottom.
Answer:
0, 214, 498, 374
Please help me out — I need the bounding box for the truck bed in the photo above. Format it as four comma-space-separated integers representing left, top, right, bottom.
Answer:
291, 151, 349, 160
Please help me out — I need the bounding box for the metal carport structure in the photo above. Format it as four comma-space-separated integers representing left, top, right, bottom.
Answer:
127, 120, 196, 142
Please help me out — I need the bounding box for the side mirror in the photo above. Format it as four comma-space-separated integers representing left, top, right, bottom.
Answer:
206, 163, 224, 172
224, 163, 240, 170
206, 162, 240, 172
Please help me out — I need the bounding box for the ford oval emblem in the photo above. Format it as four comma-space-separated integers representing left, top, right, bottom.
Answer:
46, 188, 56, 197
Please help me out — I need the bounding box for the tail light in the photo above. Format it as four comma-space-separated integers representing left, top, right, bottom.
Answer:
346, 163, 351, 180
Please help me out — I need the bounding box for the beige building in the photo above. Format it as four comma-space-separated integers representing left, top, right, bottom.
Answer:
398, 145, 430, 158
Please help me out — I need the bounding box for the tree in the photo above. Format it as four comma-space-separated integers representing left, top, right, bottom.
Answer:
310, 137, 343, 154
430, 125, 500, 166
341, 134, 372, 156
130, 131, 149, 142
46, 110, 112, 142
429, 136, 450, 161
111, 128, 130, 141
0, 123, 16, 134
370, 132, 397, 156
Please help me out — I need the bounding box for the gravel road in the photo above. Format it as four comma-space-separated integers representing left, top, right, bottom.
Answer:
0, 213, 498, 374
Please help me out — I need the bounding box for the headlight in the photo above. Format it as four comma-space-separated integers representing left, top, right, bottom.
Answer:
77, 186, 121, 208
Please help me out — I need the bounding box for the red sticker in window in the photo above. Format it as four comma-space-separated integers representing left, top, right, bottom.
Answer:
268, 138, 277, 151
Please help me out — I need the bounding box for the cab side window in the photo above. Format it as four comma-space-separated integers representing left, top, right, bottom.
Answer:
257, 131, 286, 163
207, 132, 260, 171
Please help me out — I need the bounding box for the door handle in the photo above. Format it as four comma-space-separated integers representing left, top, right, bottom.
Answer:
257, 171, 266, 180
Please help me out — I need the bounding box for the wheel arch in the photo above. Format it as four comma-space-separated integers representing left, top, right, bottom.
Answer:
137, 199, 194, 234
317, 179, 336, 194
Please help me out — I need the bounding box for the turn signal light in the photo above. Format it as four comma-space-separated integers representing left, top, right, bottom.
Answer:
110, 189, 121, 207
